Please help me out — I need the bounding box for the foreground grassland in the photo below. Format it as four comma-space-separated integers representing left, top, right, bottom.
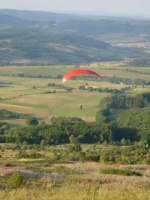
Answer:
0, 176, 150, 200
0, 144, 150, 200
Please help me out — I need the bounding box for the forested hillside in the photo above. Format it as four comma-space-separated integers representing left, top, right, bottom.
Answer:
96, 92, 150, 122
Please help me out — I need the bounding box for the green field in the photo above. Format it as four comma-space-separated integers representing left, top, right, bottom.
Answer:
0, 62, 149, 126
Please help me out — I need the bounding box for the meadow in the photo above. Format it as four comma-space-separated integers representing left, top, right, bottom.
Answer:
0, 143, 150, 200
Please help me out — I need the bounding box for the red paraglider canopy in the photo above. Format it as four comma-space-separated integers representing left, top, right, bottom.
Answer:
62, 68, 103, 83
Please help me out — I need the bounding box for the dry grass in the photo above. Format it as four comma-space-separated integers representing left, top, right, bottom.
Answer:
0, 173, 150, 200
0, 146, 150, 200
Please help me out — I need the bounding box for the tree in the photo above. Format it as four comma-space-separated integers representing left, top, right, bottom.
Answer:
121, 138, 127, 146
87, 86, 95, 92
69, 134, 77, 144
40, 140, 47, 149
25, 117, 39, 126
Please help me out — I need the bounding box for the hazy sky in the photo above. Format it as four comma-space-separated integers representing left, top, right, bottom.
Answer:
0, 0, 149, 16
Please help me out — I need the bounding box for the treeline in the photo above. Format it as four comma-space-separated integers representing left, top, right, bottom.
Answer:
78, 85, 130, 94
0, 108, 149, 146
0, 118, 136, 144
6, 73, 62, 79
101, 92, 150, 109
0, 109, 22, 119
129, 59, 150, 67
105, 76, 150, 85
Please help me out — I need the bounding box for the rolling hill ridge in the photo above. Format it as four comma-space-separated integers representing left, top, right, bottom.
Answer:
0, 9, 149, 64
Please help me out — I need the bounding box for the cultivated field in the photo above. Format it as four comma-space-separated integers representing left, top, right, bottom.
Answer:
0, 62, 149, 126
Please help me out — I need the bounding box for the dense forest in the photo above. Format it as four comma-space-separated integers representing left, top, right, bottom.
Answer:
96, 92, 150, 122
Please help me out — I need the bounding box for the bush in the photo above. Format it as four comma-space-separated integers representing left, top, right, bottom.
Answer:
100, 168, 142, 176
16, 151, 43, 159
7, 172, 24, 188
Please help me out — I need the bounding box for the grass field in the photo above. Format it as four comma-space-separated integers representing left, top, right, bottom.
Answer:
0, 62, 149, 126
0, 175, 149, 200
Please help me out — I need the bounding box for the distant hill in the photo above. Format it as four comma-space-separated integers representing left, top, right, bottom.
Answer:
0, 29, 117, 64
0, 12, 29, 27
0, 9, 149, 65
0, 9, 82, 22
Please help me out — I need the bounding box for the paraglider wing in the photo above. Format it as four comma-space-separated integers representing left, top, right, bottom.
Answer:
62, 68, 103, 82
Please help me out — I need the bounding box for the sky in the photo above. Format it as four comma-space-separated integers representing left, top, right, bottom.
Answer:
0, 0, 150, 17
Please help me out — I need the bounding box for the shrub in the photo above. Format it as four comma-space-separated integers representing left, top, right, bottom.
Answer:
16, 151, 43, 159
100, 168, 142, 176
7, 172, 24, 188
